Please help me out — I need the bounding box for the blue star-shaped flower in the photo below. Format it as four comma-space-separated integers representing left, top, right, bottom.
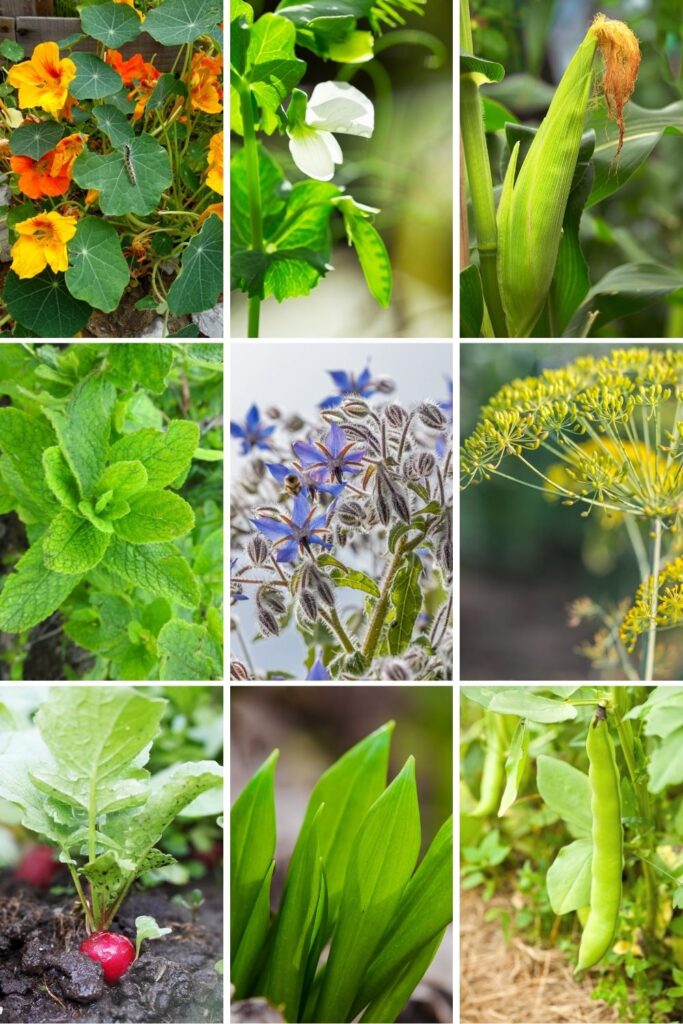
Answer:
265, 462, 344, 499
230, 404, 276, 455
292, 423, 365, 485
439, 377, 453, 421
250, 493, 332, 562
319, 366, 376, 409
306, 657, 331, 680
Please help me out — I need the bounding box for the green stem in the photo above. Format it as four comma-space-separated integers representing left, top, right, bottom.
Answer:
88, 774, 100, 926
361, 541, 406, 661
321, 607, 355, 655
67, 861, 95, 932
239, 82, 264, 338
624, 514, 649, 584
644, 518, 662, 682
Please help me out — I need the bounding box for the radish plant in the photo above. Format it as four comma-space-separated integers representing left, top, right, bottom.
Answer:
231, 722, 453, 1023
0, 686, 223, 970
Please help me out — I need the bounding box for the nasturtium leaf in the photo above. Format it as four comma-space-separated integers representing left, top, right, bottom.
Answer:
0, 540, 83, 633
43, 510, 111, 574
109, 420, 199, 487
157, 619, 220, 680
65, 217, 130, 314
167, 215, 223, 316
97, 460, 148, 499
43, 446, 81, 513
80, 2, 142, 47
0, 409, 57, 516
0, 38, 24, 62
46, 376, 116, 498
103, 536, 200, 608
113, 488, 195, 543
388, 553, 422, 654
146, 73, 188, 112
3, 270, 91, 338
94, 104, 134, 147
231, 750, 278, 953
9, 121, 63, 160
107, 343, 174, 395
232, 862, 275, 999
144, 0, 222, 44
73, 134, 172, 217
70, 52, 123, 100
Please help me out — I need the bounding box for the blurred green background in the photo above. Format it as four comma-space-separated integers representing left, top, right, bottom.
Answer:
231, 0, 453, 337
459, 343, 665, 681
468, 0, 683, 338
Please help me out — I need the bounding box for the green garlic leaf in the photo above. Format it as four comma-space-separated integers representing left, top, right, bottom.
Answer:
103, 536, 200, 608
0, 540, 83, 633
157, 619, 221, 680
360, 929, 445, 1024
232, 862, 275, 999
43, 509, 112, 574
231, 750, 278, 955
109, 420, 199, 487
43, 446, 81, 512
46, 375, 116, 498
107, 342, 174, 395
113, 488, 195, 543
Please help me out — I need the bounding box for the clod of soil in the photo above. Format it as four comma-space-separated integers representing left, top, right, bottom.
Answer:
0, 874, 223, 1023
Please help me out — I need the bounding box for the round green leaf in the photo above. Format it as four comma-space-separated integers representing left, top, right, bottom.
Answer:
73, 133, 172, 216
167, 214, 223, 315
70, 52, 123, 100
147, 73, 188, 112
0, 38, 24, 61
80, 2, 142, 48
144, 0, 222, 44
94, 104, 134, 147
9, 122, 63, 160
65, 217, 130, 313
3, 270, 91, 338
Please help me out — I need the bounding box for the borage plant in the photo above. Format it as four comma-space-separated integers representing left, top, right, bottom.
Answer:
0, 0, 223, 338
231, 0, 441, 338
230, 365, 453, 681
231, 722, 453, 1023
0, 342, 223, 681
0, 686, 223, 981
461, 346, 683, 681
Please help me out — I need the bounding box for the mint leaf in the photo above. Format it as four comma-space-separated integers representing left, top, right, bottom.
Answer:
46, 376, 117, 498
0, 540, 83, 633
43, 446, 81, 512
109, 420, 199, 487
157, 620, 221, 680
43, 510, 112, 574
107, 344, 174, 395
103, 536, 200, 608
113, 488, 195, 543
0, 408, 57, 517
97, 460, 148, 499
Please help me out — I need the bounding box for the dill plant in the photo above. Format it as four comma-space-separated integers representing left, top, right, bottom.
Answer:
461, 347, 683, 681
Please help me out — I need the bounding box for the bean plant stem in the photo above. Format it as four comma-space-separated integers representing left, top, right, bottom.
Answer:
362, 540, 406, 661
239, 83, 264, 338
644, 518, 662, 682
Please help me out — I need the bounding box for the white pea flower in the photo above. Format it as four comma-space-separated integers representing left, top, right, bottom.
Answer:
286, 81, 374, 182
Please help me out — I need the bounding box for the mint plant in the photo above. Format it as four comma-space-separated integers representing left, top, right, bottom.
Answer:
231, 722, 452, 1023
0, 686, 223, 941
0, 342, 223, 681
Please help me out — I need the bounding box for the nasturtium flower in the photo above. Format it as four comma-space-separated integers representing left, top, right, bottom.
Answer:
320, 366, 376, 408
292, 422, 365, 485
206, 131, 223, 196
10, 133, 85, 200
8, 42, 76, 114
251, 493, 332, 562
197, 202, 223, 227
286, 81, 374, 181
105, 49, 160, 119
230, 404, 276, 455
0, 98, 23, 131
113, 0, 144, 20
188, 52, 222, 114
10, 210, 78, 279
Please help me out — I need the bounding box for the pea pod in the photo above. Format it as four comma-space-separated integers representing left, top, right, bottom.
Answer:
576, 704, 623, 971
471, 710, 505, 817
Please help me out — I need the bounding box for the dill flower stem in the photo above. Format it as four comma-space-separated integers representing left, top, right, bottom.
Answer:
644, 517, 662, 682
624, 514, 649, 584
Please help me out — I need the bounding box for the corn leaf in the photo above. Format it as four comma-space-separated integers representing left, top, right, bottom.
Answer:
564, 263, 683, 337
359, 929, 445, 1024
231, 750, 278, 954
231, 861, 275, 998
314, 756, 421, 1022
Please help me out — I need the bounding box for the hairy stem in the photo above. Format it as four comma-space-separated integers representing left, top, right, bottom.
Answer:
239, 83, 264, 339
361, 540, 406, 661
320, 607, 355, 655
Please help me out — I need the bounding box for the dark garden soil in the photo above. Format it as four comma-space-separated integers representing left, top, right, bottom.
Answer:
0, 874, 223, 1024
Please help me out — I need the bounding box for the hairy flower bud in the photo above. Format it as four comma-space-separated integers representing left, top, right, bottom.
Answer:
341, 397, 371, 418
321, 408, 345, 424
257, 586, 287, 616
298, 589, 319, 622
247, 534, 270, 565
373, 476, 391, 526
375, 376, 395, 394
417, 402, 447, 430
380, 659, 410, 680
384, 403, 408, 427
257, 608, 280, 637
389, 485, 411, 524
337, 500, 365, 527
313, 573, 335, 608
230, 659, 251, 680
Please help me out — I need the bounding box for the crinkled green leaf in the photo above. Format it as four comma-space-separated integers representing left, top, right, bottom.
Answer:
43, 509, 111, 574
0, 540, 82, 633
46, 375, 116, 498
113, 488, 194, 543
109, 420, 199, 487
107, 342, 174, 395
157, 619, 221, 680
103, 536, 200, 608
0, 408, 57, 517
43, 446, 80, 512
388, 553, 422, 654
97, 460, 148, 499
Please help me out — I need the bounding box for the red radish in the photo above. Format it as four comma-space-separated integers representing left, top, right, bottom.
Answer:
15, 845, 59, 888
80, 932, 135, 984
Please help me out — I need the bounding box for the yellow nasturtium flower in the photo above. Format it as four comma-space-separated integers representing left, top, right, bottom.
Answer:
10, 210, 78, 279
113, 0, 144, 20
206, 131, 223, 196
7, 42, 76, 114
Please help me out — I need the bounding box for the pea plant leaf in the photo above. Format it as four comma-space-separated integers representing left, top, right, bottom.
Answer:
167, 214, 223, 315
245, 12, 306, 121
2, 270, 91, 338
334, 196, 392, 307
80, 1, 142, 47
70, 52, 123, 100
65, 217, 130, 313
8, 121, 63, 160
144, 0, 222, 44
73, 133, 173, 217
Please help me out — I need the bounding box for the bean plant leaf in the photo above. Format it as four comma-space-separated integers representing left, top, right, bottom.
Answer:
43, 510, 112, 574
112, 488, 194, 544
108, 420, 199, 487
231, 750, 279, 953
546, 838, 592, 915
232, 862, 275, 999
103, 536, 201, 608
46, 376, 116, 498
498, 720, 529, 817
144, 0, 222, 44
276, 0, 373, 18
157, 620, 221, 680
388, 553, 422, 654
0, 541, 83, 633
166, 215, 223, 316
73, 134, 172, 217
80, 2, 142, 48
315, 756, 421, 1022
107, 343, 174, 395
66, 217, 130, 314
70, 52, 123, 100
489, 689, 577, 723
536, 753, 592, 836
2, 270, 91, 338
94, 104, 134, 147
9, 121, 63, 160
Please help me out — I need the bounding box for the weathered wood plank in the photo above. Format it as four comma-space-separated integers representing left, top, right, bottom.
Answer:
13, 17, 181, 69
0, 1, 35, 17
0, 16, 16, 43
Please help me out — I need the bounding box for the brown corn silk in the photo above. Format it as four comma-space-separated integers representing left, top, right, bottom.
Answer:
591, 13, 641, 154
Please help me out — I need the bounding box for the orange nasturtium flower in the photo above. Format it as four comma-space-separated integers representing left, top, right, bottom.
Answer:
206, 131, 223, 195
188, 53, 223, 114
106, 49, 160, 119
197, 202, 223, 227
10, 210, 78, 279
10, 133, 85, 200
7, 42, 76, 114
